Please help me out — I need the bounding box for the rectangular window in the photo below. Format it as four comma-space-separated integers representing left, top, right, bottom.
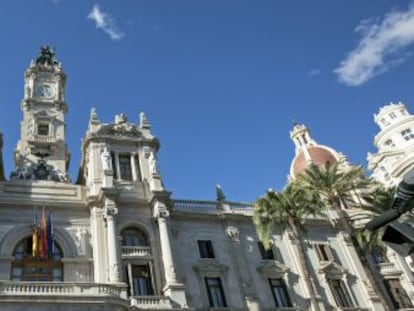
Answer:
402, 128, 414, 141
37, 124, 49, 136
371, 247, 388, 264
198, 240, 215, 258
315, 244, 333, 261
269, 278, 292, 307
127, 264, 153, 296
384, 279, 413, 309
328, 279, 353, 308
111, 152, 118, 180
119, 154, 133, 181
205, 277, 227, 308
258, 241, 275, 260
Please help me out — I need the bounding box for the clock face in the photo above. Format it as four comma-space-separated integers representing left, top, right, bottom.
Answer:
35, 84, 55, 99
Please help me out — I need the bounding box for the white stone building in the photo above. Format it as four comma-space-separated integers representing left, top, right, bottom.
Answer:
367, 102, 414, 187
0, 47, 413, 311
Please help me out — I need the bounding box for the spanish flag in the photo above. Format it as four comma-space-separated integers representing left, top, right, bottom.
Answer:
32, 225, 39, 257
32, 206, 39, 257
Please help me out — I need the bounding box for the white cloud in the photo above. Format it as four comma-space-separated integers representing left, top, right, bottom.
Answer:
334, 6, 414, 86
87, 4, 124, 41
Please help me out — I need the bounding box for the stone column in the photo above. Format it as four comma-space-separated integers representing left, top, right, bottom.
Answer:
226, 226, 259, 311
105, 200, 121, 283
130, 153, 138, 181
158, 213, 178, 284
90, 206, 106, 282
154, 200, 187, 307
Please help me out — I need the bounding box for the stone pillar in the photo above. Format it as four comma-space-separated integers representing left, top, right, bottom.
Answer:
226, 226, 259, 311
90, 206, 106, 282
154, 200, 188, 307
158, 214, 177, 284
131, 153, 138, 181
338, 231, 387, 311
105, 200, 121, 283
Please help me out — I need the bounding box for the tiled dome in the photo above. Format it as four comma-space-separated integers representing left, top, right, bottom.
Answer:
291, 146, 337, 178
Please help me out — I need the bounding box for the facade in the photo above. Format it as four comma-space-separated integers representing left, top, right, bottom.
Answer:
0, 47, 413, 311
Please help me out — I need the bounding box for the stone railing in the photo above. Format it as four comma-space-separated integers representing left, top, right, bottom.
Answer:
0, 282, 127, 299
122, 246, 152, 257
131, 296, 172, 309
173, 199, 253, 214
327, 308, 370, 311
376, 262, 399, 274
265, 308, 304, 311
29, 134, 56, 143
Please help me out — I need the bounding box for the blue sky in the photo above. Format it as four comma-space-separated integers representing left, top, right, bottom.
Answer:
0, 1, 413, 202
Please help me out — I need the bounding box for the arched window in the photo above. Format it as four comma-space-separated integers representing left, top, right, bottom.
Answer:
121, 227, 149, 247
11, 236, 63, 281
121, 227, 154, 296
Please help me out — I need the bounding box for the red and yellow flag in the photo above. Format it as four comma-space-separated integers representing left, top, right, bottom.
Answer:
40, 207, 47, 258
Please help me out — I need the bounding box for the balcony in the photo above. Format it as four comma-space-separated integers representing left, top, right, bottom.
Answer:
0, 281, 127, 297
122, 246, 152, 258
131, 296, 173, 309
28, 134, 56, 144
376, 262, 401, 275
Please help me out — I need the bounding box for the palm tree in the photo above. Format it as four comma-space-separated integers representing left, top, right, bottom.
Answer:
253, 181, 324, 311
296, 161, 392, 310
355, 185, 396, 254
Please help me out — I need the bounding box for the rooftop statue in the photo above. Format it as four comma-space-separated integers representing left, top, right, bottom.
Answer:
35, 45, 59, 66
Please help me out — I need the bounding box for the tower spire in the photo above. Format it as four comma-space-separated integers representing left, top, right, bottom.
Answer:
11, 47, 70, 182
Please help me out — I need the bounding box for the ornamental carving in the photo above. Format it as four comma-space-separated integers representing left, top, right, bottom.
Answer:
10, 159, 71, 183
226, 226, 240, 241
96, 123, 142, 138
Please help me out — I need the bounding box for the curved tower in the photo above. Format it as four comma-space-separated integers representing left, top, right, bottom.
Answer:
367, 102, 414, 186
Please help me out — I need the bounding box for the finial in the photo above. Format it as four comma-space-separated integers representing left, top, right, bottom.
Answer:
90, 107, 99, 122
139, 112, 151, 129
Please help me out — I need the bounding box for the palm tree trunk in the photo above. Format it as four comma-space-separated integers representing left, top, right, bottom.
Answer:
288, 218, 321, 311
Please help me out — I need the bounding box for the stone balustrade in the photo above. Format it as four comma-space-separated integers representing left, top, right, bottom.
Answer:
173, 199, 253, 214
376, 262, 399, 274
29, 134, 56, 143
131, 296, 172, 309
0, 282, 127, 299
122, 246, 152, 257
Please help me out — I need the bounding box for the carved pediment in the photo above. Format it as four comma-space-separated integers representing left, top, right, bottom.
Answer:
96, 123, 142, 138
257, 260, 289, 278
193, 259, 229, 274
319, 260, 347, 278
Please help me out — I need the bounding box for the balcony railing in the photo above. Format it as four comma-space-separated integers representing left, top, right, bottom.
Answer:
28, 134, 56, 143
376, 262, 400, 274
122, 246, 152, 257
0, 282, 127, 299
131, 296, 172, 309
173, 199, 253, 214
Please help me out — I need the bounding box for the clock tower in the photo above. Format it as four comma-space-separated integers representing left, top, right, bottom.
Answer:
12, 46, 70, 182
